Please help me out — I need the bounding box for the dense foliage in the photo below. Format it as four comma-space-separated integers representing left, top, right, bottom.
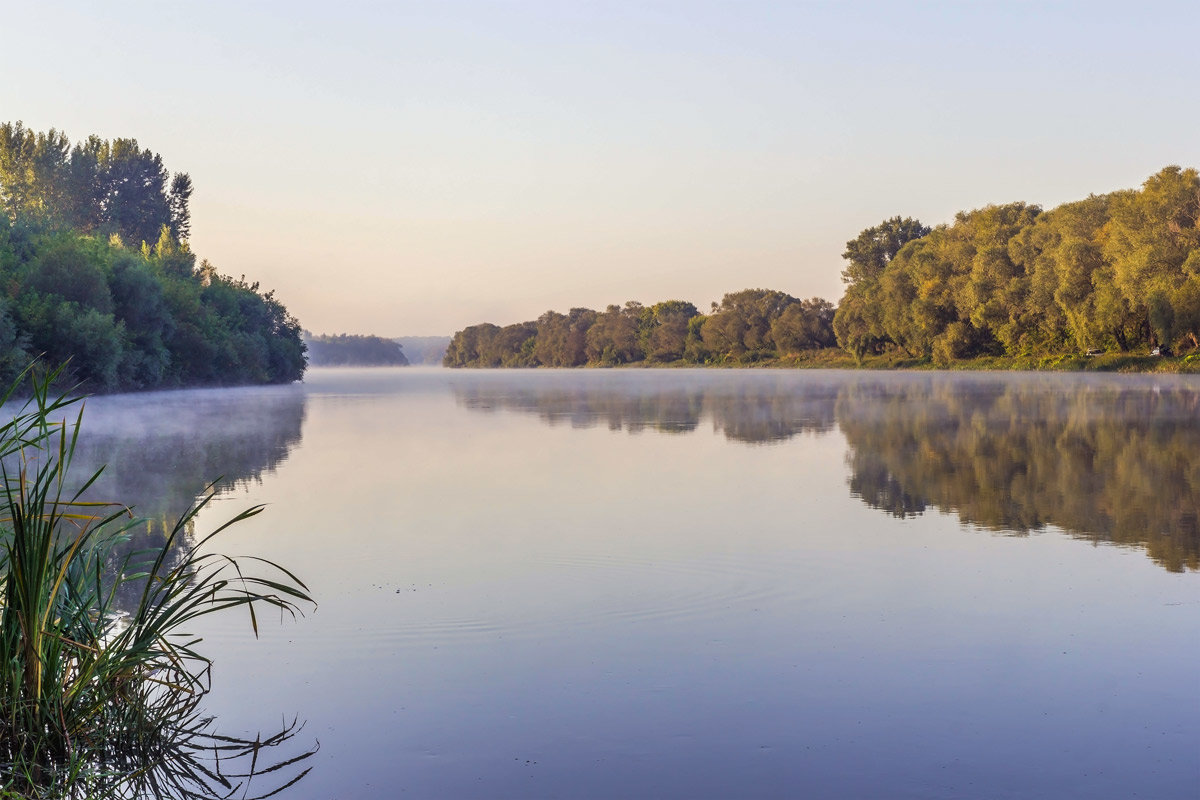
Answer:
447, 166, 1200, 369
0, 123, 306, 391
835, 166, 1200, 362
443, 292, 836, 367
303, 331, 409, 366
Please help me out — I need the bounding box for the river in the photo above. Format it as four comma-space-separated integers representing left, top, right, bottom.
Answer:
68, 367, 1200, 799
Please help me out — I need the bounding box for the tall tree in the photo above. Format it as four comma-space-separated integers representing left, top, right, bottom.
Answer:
834, 217, 930, 358
0, 124, 193, 247
840, 216, 932, 286
169, 173, 193, 240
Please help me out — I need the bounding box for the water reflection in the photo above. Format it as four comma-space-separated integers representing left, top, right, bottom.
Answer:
837, 375, 1200, 572
60, 385, 306, 604
454, 372, 1200, 572
70, 384, 306, 517
452, 374, 839, 442
52, 717, 316, 800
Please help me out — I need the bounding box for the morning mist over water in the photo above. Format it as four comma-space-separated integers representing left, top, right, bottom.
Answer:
59, 368, 1199, 799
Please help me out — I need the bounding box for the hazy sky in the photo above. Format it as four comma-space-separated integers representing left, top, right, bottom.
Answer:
3, 1, 1198, 335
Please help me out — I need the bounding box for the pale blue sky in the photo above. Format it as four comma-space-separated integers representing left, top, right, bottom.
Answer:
3, 1, 1198, 335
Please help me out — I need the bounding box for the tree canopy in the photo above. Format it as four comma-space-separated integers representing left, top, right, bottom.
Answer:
444, 290, 836, 368
833, 167, 1200, 362
446, 166, 1200, 370
0, 122, 306, 391
0, 122, 193, 245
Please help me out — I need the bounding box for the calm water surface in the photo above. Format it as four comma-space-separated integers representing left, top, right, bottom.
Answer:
71, 368, 1200, 799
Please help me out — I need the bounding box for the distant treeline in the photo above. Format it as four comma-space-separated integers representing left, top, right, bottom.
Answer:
395, 336, 451, 365
0, 122, 305, 390
304, 332, 408, 366
446, 166, 1200, 368
444, 292, 835, 367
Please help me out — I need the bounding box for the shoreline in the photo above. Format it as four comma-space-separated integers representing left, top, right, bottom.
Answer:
442, 349, 1200, 374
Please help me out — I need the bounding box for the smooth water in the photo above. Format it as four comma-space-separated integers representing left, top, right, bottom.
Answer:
69, 368, 1199, 799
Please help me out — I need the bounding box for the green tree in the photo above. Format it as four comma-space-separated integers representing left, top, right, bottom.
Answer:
533, 308, 595, 367
771, 297, 836, 353
1105, 166, 1200, 350
701, 288, 797, 361
642, 300, 699, 363
444, 323, 501, 367
108, 252, 173, 387
0, 123, 193, 248
168, 173, 193, 240
834, 217, 929, 358
840, 216, 931, 286
26, 239, 113, 314
585, 304, 643, 365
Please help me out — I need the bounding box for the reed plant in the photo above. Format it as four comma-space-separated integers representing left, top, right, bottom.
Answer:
0, 366, 316, 798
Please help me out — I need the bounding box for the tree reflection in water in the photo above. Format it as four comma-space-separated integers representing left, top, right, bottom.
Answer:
64, 385, 307, 612
837, 375, 1200, 572
454, 373, 1200, 572
453, 376, 839, 442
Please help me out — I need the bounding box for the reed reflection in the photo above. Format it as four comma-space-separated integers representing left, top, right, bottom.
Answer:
35, 716, 317, 800
16, 385, 316, 799
454, 373, 1200, 572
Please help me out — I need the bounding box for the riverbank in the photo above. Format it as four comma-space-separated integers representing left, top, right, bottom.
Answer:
778, 349, 1200, 373
570, 348, 1200, 373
